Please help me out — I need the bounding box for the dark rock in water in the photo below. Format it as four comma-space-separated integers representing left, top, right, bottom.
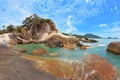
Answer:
44, 35, 76, 50
32, 48, 48, 55
76, 43, 90, 50
82, 38, 98, 43
107, 42, 120, 55
45, 41, 63, 48
18, 48, 27, 53
63, 43, 74, 50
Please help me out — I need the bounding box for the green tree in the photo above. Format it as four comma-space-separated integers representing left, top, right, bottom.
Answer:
15, 25, 23, 33
22, 14, 42, 29
6, 24, 15, 32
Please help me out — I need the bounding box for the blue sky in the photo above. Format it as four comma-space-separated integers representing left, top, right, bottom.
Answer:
0, 0, 120, 38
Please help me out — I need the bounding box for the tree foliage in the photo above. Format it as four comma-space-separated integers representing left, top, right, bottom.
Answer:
6, 24, 15, 32
22, 14, 57, 31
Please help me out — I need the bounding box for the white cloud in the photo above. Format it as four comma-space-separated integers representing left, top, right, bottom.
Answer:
99, 24, 107, 27
66, 16, 77, 33
85, 0, 89, 3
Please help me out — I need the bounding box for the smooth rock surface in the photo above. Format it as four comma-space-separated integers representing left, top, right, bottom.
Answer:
0, 47, 61, 80
32, 48, 48, 55
107, 42, 120, 55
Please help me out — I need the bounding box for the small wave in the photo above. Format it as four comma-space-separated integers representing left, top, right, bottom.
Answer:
98, 44, 105, 47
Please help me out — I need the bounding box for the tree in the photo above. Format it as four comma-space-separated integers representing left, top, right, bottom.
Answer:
6, 24, 15, 32
22, 14, 42, 29
15, 25, 23, 33
22, 14, 57, 37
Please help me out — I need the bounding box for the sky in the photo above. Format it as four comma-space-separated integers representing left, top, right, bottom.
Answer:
0, 0, 120, 38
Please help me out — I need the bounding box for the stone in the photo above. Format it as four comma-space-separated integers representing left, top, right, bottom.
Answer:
0, 33, 19, 47
32, 48, 48, 55
82, 38, 98, 43
107, 42, 120, 55
76, 43, 90, 50
63, 43, 74, 50
18, 48, 27, 53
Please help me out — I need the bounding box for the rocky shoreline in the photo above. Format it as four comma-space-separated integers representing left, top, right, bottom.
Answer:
0, 14, 119, 80
0, 46, 118, 80
0, 46, 62, 80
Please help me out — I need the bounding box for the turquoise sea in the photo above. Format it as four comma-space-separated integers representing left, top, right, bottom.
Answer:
15, 39, 120, 74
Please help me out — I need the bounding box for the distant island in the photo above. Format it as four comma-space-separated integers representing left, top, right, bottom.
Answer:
106, 37, 119, 39
84, 33, 102, 38
63, 33, 119, 39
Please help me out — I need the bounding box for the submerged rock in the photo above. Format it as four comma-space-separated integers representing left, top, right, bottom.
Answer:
32, 48, 48, 55
18, 48, 27, 53
107, 42, 120, 55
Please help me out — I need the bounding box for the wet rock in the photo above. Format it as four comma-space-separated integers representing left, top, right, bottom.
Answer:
63, 43, 74, 50
82, 38, 98, 43
107, 42, 120, 55
45, 41, 63, 48
78, 54, 118, 80
32, 48, 48, 55
44, 35, 77, 50
32, 53, 118, 80
76, 43, 90, 50
18, 48, 27, 53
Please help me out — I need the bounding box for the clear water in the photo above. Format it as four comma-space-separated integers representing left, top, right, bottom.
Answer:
14, 39, 120, 69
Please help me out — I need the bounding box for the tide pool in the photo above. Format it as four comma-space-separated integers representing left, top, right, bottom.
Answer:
14, 39, 120, 70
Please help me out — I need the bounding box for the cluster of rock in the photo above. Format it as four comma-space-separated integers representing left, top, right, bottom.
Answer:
0, 21, 93, 50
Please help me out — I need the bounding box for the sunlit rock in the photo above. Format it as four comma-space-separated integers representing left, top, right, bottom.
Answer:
107, 42, 120, 55
32, 48, 48, 55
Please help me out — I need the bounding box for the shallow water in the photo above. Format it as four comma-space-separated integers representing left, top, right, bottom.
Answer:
14, 39, 120, 72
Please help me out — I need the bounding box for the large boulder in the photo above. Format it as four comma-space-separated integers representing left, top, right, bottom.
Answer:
77, 54, 118, 80
107, 42, 120, 55
44, 35, 79, 50
0, 33, 19, 47
31, 54, 118, 80
32, 48, 48, 55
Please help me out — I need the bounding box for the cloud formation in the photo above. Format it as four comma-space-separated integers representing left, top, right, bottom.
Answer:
66, 16, 77, 33
99, 24, 108, 28
0, 0, 120, 38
